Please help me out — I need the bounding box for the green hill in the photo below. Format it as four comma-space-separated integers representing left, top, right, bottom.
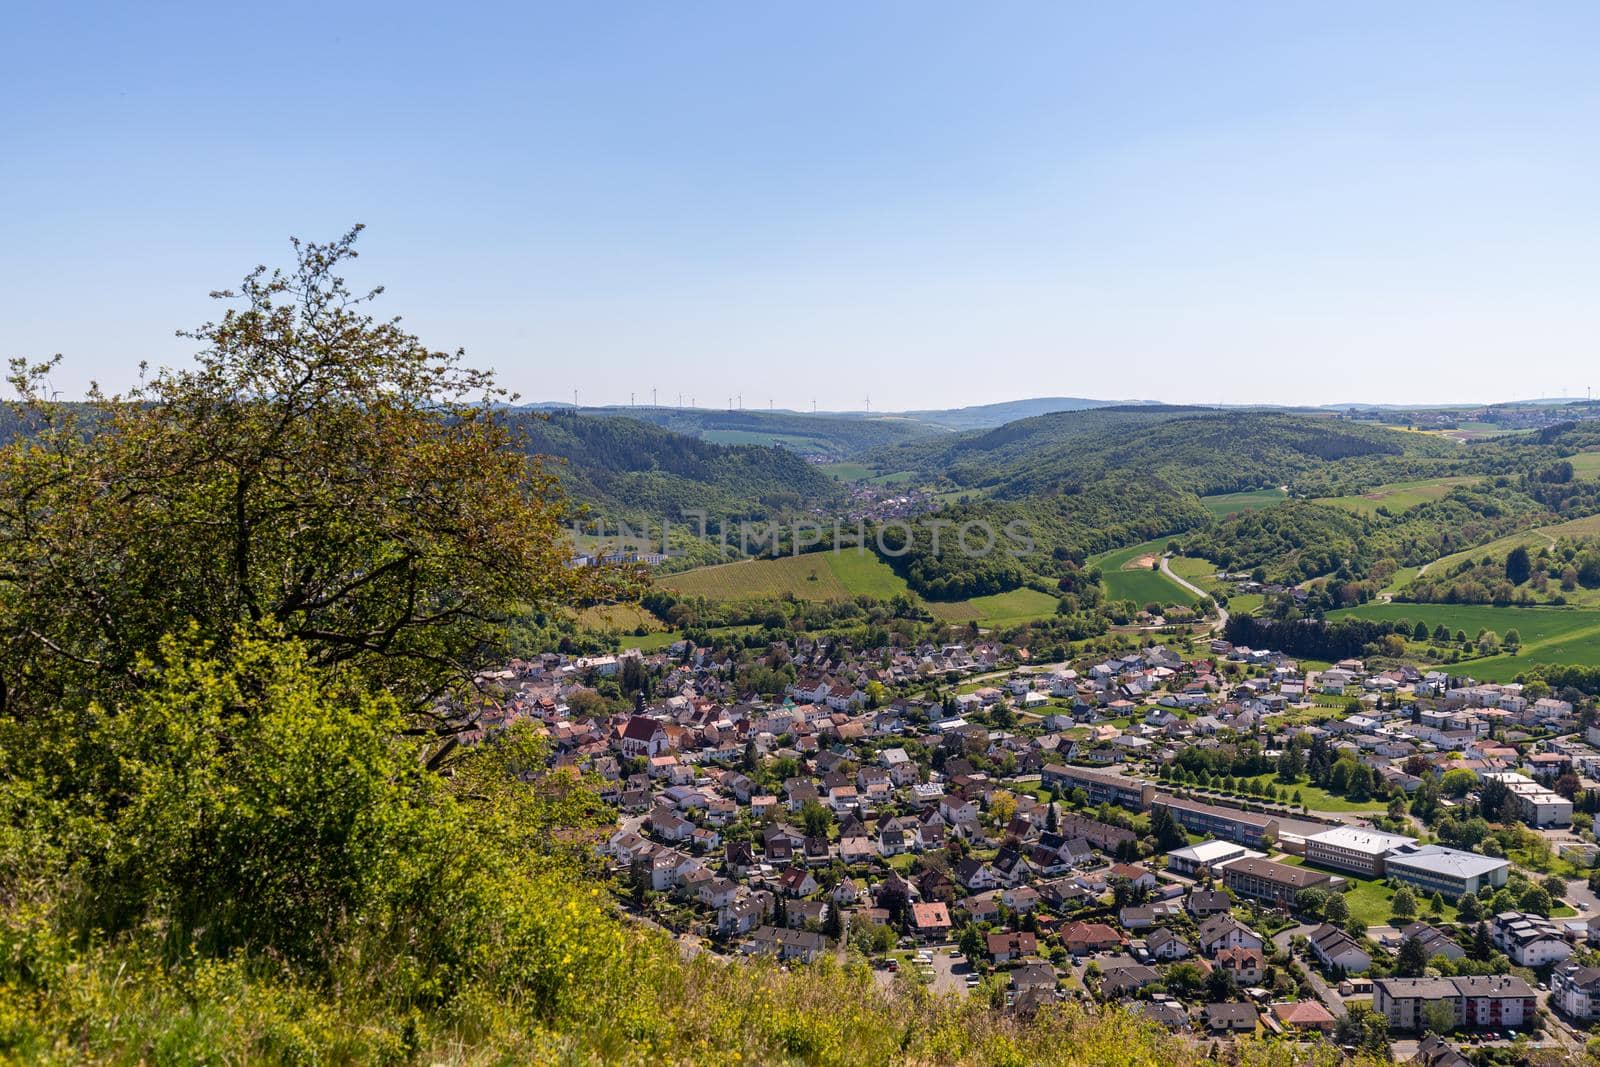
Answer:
872, 406, 1457, 499
511, 409, 842, 521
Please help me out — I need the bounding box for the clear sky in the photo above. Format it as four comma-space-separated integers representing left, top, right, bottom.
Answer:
5, 2, 1600, 409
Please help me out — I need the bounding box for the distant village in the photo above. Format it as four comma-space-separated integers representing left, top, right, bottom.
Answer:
466, 631, 1600, 1061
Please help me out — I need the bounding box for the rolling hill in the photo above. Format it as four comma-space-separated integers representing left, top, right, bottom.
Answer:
509, 410, 841, 521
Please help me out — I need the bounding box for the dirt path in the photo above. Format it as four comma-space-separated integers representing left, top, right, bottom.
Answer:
1160, 555, 1228, 634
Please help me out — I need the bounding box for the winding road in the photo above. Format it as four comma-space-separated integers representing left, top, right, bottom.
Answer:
1160, 555, 1229, 634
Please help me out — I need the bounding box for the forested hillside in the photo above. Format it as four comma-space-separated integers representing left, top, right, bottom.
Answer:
513, 409, 841, 520
870, 407, 1454, 498
549, 405, 939, 460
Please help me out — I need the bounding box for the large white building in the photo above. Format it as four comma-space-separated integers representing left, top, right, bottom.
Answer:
1382, 844, 1511, 899
1480, 771, 1573, 827
1165, 839, 1261, 877
1303, 826, 1416, 877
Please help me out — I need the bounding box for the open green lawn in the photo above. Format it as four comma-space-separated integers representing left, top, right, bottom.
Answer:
1314, 476, 1482, 517
1340, 878, 1399, 929
656, 548, 1057, 628
1091, 540, 1199, 606
814, 462, 918, 485
1199, 488, 1287, 518
618, 623, 761, 652
1328, 601, 1600, 681
819, 462, 875, 482
1237, 774, 1386, 813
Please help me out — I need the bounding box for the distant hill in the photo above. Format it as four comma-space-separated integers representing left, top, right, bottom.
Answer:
521, 405, 940, 460
872, 406, 1457, 499
893, 396, 1142, 430
507, 410, 840, 521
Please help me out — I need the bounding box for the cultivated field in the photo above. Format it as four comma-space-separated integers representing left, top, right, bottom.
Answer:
824, 549, 916, 598
1092, 540, 1199, 606
575, 603, 662, 632
1314, 475, 1481, 516
1199, 488, 1287, 518
660, 554, 853, 600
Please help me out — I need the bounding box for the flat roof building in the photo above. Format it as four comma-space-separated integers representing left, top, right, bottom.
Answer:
1481, 771, 1573, 827
1304, 826, 1416, 877
1165, 839, 1262, 877
1383, 845, 1510, 899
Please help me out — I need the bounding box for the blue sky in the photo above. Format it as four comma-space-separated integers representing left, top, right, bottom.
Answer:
4, 2, 1600, 408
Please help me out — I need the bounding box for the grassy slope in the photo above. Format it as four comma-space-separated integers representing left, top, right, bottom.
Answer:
824, 549, 914, 598
652, 550, 1058, 629
1092, 540, 1199, 605
660, 554, 853, 600
1330, 601, 1600, 680
1314, 475, 1483, 516
1401, 512, 1600, 583
1199, 488, 1287, 518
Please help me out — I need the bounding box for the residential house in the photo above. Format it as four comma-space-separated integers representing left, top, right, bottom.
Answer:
1309, 923, 1371, 974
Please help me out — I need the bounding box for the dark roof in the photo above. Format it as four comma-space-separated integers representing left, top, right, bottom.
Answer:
1222, 856, 1330, 888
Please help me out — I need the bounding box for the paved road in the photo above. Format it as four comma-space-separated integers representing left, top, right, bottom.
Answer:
1272, 924, 1345, 1017
1159, 555, 1228, 634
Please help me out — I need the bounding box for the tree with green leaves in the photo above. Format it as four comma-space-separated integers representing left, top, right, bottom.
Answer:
801, 798, 833, 839
0, 229, 599, 765
1334, 1003, 1391, 1057
1471, 921, 1493, 962
1421, 998, 1456, 1037
1204, 963, 1238, 1003
823, 901, 844, 941
1395, 935, 1428, 978
1148, 803, 1187, 852
1390, 885, 1418, 921
1505, 547, 1532, 585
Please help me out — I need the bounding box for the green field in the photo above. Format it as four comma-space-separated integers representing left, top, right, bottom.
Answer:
819, 462, 875, 482
950, 587, 1061, 627
1091, 541, 1199, 606
1314, 476, 1482, 517
819, 462, 916, 485
1329, 601, 1600, 681
575, 603, 661, 632
660, 554, 854, 600
700, 429, 835, 453
1570, 451, 1600, 480
1236, 774, 1386, 813
1199, 488, 1287, 518
656, 550, 1057, 629
824, 550, 915, 598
